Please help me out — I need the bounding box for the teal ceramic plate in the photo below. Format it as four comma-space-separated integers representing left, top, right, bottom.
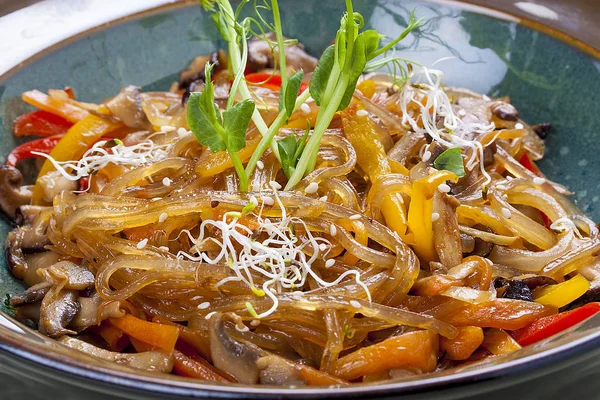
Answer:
1, 1, 600, 398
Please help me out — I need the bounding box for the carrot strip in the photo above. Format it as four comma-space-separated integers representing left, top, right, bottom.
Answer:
110, 314, 179, 353
173, 351, 232, 383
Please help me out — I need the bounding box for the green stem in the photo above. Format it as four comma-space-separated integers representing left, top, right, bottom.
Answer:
229, 150, 249, 191
284, 73, 350, 190
370, 14, 420, 59
271, 0, 288, 89
245, 89, 311, 179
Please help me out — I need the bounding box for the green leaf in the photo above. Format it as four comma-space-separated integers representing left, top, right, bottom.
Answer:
434, 147, 466, 178
211, 11, 230, 41
187, 91, 226, 152
223, 98, 255, 152
361, 29, 384, 60
283, 70, 304, 118
309, 45, 335, 106
277, 134, 299, 179
337, 31, 367, 111
3, 294, 15, 314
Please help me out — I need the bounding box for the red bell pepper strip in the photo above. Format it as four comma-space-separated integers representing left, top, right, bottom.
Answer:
511, 302, 600, 346
6, 135, 63, 167
245, 72, 309, 93
13, 110, 73, 137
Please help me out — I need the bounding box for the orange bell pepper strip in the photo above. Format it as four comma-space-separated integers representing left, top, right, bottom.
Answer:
22, 90, 89, 123
481, 328, 522, 355
408, 170, 459, 262
440, 326, 484, 361
341, 102, 409, 237
110, 314, 180, 353
31, 114, 122, 204
334, 330, 438, 380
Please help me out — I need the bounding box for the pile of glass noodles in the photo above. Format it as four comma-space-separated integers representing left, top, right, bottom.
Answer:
3, 0, 600, 387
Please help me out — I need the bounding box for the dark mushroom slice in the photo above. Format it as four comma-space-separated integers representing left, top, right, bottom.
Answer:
490, 101, 519, 123
105, 85, 151, 129
70, 293, 125, 331
493, 277, 533, 302
247, 32, 318, 73
256, 355, 307, 386
9, 281, 52, 307
208, 312, 263, 384
39, 287, 80, 338
0, 166, 32, 219
38, 261, 95, 290
177, 50, 227, 104
58, 337, 174, 373
532, 123, 551, 140
460, 233, 475, 254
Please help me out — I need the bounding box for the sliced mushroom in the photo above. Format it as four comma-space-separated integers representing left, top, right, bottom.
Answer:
533, 123, 551, 139
247, 33, 318, 73
177, 51, 226, 103
70, 293, 125, 331
39, 287, 80, 338
208, 313, 263, 384
58, 336, 174, 373
10, 281, 52, 307
38, 261, 95, 290
432, 191, 462, 268
494, 277, 533, 302
256, 355, 307, 386
14, 205, 49, 226
0, 166, 32, 219
490, 101, 519, 122
15, 302, 42, 322
37, 170, 78, 204
105, 85, 150, 129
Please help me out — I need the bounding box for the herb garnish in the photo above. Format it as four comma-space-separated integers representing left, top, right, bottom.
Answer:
433, 147, 466, 178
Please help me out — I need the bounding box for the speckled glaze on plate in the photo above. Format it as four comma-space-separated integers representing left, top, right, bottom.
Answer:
1, 1, 600, 398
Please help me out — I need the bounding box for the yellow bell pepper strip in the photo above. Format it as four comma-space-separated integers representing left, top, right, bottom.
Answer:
481, 328, 522, 355
456, 205, 515, 237
32, 114, 122, 205
22, 90, 89, 123
533, 274, 590, 308
408, 170, 459, 262
341, 102, 409, 237
195, 135, 260, 180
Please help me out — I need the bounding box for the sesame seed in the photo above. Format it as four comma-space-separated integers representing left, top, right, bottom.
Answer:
270, 288, 277, 294
356, 109, 369, 117
482, 94, 491, 101
458, 109, 466, 117
235, 324, 250, 333
319, 243, 328, 252
161, 125, 176, 132
250, 319, 261, 327
325, 259, 335, 268
151, 197, 162, 201
330, 225, 338, 236
269, 181, 282, 190
319, 196, 328, 202
249, 195, 259, 206
515, 123, 524, 129
349, 214, 361, 221
159, 246, 170, 252
162, 177, 171, 186
197, 302, 210, 310
177, 127, 188, 136
506, 176, 514, 181
136, 238, 148, 249
349, 300, 361, 309
300, 103, 311, 115
501, 207, 512, 219
502, 194, 509, 200
158, 212, 168, 223
533, 177, 546, 185
496, 185, 507, 191
422, 151, 432, 162
261, 195, 274, 206
204, 311, 217, 320
257, 160, 265, 170
431, 212, 440, 222
438, 183, 451, 193
305, 182, 319, 194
